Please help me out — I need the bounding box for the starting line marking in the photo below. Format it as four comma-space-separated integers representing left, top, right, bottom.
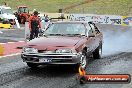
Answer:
8, 42, 15, 44
0, 43, 6, 45
18, 41, 25, 42
0, 53, 21, 59
0, 41, 25, 45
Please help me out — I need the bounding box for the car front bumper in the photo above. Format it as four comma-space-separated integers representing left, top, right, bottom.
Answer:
21, 53, 82, 65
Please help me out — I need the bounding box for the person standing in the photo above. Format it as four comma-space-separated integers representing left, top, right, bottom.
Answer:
45, 15, 49, 22
29, 11, 41, 40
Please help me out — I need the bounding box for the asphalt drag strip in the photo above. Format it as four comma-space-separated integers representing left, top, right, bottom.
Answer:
0, 24, 132, 88
0, 28, 25, 43
0, 57, 78, 88
0, 52, 132, 88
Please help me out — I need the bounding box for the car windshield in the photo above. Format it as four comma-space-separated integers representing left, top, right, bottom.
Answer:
2, 9, 13, 14
44, 23, 86, 36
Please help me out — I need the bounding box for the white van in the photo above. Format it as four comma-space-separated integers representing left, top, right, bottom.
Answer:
0, 6, 16, 25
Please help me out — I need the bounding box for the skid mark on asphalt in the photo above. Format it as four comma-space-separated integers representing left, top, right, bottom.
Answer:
0, 41, 26, 57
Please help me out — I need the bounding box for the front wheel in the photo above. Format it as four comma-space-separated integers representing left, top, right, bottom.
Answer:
80, 53, 87, 69
73, 52, 87, 72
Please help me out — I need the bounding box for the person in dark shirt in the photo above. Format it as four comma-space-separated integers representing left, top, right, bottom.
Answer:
28, 11, 41, 40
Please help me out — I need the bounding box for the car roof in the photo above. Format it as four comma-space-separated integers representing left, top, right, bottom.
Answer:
0, 6, 11, 9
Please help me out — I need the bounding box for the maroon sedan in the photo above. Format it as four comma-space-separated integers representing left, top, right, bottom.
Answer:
21, 21, 103, 69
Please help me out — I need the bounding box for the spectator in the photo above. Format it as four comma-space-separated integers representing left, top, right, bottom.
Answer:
45, 15, 49, 22
28, 11, 41, 40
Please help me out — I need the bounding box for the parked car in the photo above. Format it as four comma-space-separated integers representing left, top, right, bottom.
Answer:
21, 21, 103, 69
0, 6, 16, 25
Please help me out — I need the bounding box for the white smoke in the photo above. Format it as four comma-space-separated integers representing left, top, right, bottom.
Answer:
101, 25, 132, 56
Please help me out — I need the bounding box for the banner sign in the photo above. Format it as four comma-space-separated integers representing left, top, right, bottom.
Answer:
122, 16, 132, 26
67, 14, 132, 26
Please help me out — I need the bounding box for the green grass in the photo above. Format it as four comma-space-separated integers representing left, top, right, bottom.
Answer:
0, 0, 81, 12
0, 0, 132, 15
67, 0, 132, 15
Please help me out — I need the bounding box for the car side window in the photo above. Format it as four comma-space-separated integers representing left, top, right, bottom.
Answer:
87, 23, 95, 36
89, 23, 95, 31
89, 23, 100, 35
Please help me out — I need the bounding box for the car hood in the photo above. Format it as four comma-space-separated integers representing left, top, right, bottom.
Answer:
26, 36, 83, 50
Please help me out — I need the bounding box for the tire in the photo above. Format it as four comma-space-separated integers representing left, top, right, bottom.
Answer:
73, 51, 87, 72
80, 52, 87, 69
93, 44, 102, 59
27, 62, 38, 68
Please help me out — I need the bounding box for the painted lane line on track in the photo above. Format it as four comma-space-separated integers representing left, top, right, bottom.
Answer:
0, 43, 6, 45
8, 42, 16, 44
0, 41, 25, 44
0, 53, 21, 58
18, 41, 25, 42
0, 29, 16, 31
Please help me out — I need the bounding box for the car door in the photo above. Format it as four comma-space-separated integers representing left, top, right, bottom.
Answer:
93, 23, 103, 46
84, 23, 95, 55
88, 22, 99, 52
88, 22, 102, 50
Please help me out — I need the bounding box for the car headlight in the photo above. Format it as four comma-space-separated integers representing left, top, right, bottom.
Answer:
22, 47, 38, 53
56, 49, 73, 53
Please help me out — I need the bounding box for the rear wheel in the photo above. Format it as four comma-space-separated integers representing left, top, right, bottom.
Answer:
93, 44, 102, 59
27, 63, 38, 68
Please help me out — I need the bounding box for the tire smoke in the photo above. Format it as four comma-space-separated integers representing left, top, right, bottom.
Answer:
99, 24, 132, 56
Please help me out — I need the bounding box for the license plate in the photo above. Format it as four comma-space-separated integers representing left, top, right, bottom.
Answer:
40, 58, 52, 63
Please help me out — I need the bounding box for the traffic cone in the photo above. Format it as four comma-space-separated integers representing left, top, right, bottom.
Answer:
0, 44, 4, 56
